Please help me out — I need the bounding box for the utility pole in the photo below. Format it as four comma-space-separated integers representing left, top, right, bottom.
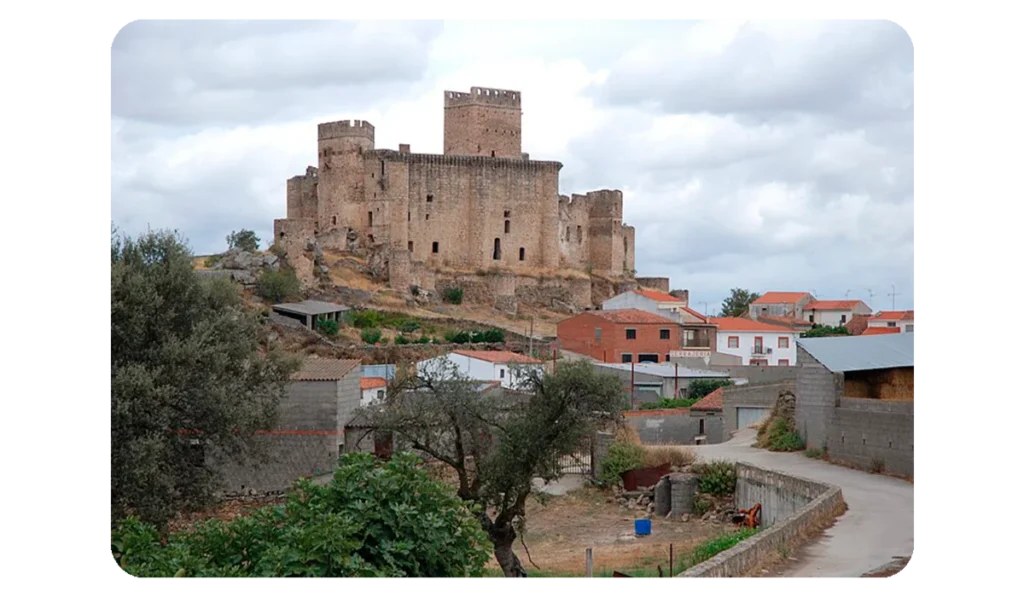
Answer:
887, 285, 899, 310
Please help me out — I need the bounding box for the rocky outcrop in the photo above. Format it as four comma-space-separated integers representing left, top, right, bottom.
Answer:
206, 249, 282, 288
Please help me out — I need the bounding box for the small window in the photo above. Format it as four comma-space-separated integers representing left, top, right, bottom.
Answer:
665, 353, 671, 362
728, 336, 739, 348
638, 354, 659, 363
331, 216, 337, 225
576, 226, 582, 242
368, 211, 373, 226
408, 211, 411, 221
493, 238, 501, 260
408, 241, 414, 252
519, 247, 525, 261
659, 329, 670, 340
566, 226, 571, 240
491, 150, 495, 157
906, 324, 914, 332
625, 328, 637, 340
432, 242, 439, 254
621, 353, 633, 363
427, 193, 434, 203
505, 220, 511, 233
778, 359, 790, 366
376, 390, 384, 400
500, 369, 505, 378
380, 160, 385, 178
504, 210, 511, 218
778, 337, 790, 349
279, 231, 285, 239
840, 314, 847, 324
595, 327, 602, 340
425, 214, 430, 221
699, 419, 705, 435
887, 321, 896, 327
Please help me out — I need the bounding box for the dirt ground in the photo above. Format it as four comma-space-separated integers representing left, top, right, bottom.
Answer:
490, 486, 728, 577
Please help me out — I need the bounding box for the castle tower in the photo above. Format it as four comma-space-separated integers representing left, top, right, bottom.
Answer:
316, 120, 375, 233
443, 87, 522, 158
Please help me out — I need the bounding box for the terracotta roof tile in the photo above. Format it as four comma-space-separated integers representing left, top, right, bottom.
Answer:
752, 292, 812, 305
690, 387, 724, 411
758, 314, 814, 329
844, 314, 872, 336
452, 350, 542, 364
710, 317, 796, 332
360, 377, 387, 390
870, 310, 914, 321
589, 309, 680, 325
861, 327, 902, 336
680, 306, 710, 323
291, 358, 362, 381
633, 289, 684, 303
805, 300, 868, 311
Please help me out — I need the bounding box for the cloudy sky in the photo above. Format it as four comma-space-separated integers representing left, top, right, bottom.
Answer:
111, 20, 914, 312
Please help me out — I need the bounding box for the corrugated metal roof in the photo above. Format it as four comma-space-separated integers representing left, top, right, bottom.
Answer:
272, 300, 350, 316
592, 362, 730, 379
797, 332, 913, 372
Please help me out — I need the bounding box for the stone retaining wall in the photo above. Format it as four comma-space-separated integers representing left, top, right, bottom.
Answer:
680, 463, 845, 577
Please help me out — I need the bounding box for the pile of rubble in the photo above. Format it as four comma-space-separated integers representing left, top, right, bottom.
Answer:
609, 475, 738, 523
611, 484, 657, 517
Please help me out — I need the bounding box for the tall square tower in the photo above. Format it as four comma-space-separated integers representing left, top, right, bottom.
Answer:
443, 87, 522, 158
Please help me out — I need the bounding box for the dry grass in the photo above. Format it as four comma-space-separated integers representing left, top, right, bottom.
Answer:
614, 425, 642, 446
643, 446, 697, 468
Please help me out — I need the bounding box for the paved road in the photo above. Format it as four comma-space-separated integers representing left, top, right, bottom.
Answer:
686, 429, 913, 577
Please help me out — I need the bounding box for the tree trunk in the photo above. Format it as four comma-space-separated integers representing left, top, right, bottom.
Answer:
491, 526, 528, 577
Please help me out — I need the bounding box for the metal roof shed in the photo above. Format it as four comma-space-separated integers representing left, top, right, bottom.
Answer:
272, 300, 350, 329
797, 332, 914, 373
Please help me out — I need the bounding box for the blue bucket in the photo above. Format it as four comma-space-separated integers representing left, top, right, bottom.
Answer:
634, 518, 651, 536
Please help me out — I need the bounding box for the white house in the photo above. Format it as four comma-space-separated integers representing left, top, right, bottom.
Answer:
866, 310, 914, 333
802, 300, 873, 327
360, 377, 387, 407
710, 317, 799, 366
416, 350, 543, 389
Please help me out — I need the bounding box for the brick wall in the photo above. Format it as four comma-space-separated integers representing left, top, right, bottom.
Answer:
557, 312, 683, 363
827, 398, 913, 477
722, 381, 795, 434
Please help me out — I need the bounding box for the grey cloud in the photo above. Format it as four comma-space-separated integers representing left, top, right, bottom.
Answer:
112, 20, 442, 126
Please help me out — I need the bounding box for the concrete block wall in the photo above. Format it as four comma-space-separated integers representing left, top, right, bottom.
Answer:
795, 346, 843, 450
828, 398, 914, 477
723, 381, 795, 434
210, 434, 340, 494
624, 409, 724, 445
682, 463, 845, 577
709, 364, 798, 384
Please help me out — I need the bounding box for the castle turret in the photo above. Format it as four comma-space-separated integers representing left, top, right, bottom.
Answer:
443, 87, 522, 159
316, 120, 375, 233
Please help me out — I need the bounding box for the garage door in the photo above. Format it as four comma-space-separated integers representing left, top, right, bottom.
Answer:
737, 407, 771, 429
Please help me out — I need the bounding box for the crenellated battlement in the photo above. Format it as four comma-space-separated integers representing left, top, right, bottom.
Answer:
318, 119, 375, 141
444, 87, 521, 109
368, 149, 561, 172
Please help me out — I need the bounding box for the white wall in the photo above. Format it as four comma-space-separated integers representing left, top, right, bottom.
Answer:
715, 331, 798, 366
806, 310, 856, 327
867, 319, 914, 332
416, 353, 541, 389
360, 387, 386, 407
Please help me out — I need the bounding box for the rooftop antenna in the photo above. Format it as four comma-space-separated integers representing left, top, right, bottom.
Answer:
699, 301, 709, 317
866, 288, 875, 308
844, 289, 852, 298
887, 284, 899, 311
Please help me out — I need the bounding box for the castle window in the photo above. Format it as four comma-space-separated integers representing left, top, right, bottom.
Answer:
566, 226, 571, 240
368, 234, 375, 244
519, 247, 525, 261
577, 226, 582, 242
408, 241, 414, 252
279, 231, 285, 239
432, 242, 439, 254
368, 211, 373, 226
425, 214, 430, 221
493, 238, 501, 260
504, 210, 511, 218
380, 160, 385, 179
427, 193, 434, 203
408, 211, 411, 222
491, 150, 495, 157
504, 220, 510, 234
331, 216, 337, 225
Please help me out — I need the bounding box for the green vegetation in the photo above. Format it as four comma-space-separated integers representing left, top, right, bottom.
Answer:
801, 324, 851, 338
692, 493, 713, 517
360, 328, 383, 345
415, 336, 431, 344
805, 446, 827, 460
760, 417, 806, 452
719, 288, 761, 318
598, 441, 646, 486
443, 328, 505, 344
112, 453, 491, 577
394, 335, 410, 345
691, 460, 737, 496
442, 287, 464, 305
111, 228, 298, 528
314, 317, 338, 336
687, 379, 734, 399
680, 528, 759, 570
203, 254, 223, 268
255, 268, 301, 303
225, 229, 260, 253
639, 397, 700, 410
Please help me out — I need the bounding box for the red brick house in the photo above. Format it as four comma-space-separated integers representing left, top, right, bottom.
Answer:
557, 309, 687, 364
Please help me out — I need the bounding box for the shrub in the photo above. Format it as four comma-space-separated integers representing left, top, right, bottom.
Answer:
361, 328, 382, 345
692, 493, 713, 517
691, 460, 736, 496
268, 243, 286, 258
599, 441, 646, 486
203, 254, 223, 268
681, 528, 758, 570
639, 397, 699, 410
444, 330, 471, 344
415, 336, 431, 344
394, 335, 410, 345
225, 229, 260, 253
870, 458, 886, 474
352, 310, 385, 329
442, 287, 464, 305
431, 337, 442, 345
687, 379, 734, 400
643, 446, 697, 468
315, 318, 339, 336
410, 285, 420, 296
255, 269, 301, 303
111, 453, 491, 577
762, 417, 805, 452
805, 447, 826, 460
399, 320, 421, 334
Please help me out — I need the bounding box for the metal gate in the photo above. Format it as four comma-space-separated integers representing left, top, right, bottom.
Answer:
737, 407, 771, 429
557, 436, 593, 475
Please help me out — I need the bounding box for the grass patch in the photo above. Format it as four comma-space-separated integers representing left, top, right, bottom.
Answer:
642, 446, 697, 468
805, 446, 828, 460
679, 528, 759, 570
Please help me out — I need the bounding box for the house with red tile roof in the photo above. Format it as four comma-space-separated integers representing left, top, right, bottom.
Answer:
416, 349, 543, 389
749, 291, 816, 322
600, 290, 717, 357
710, 317, 800, 366
557, 308, 716, 364
360, 376, 388, 406
803, 299, 873, 327
867, 310, 914, 333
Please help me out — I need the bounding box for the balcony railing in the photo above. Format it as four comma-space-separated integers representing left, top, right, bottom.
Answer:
751, 346, 773, 355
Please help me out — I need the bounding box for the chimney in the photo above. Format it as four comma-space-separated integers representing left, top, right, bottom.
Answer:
670, 289, 689, 307
399, 144, 410, 154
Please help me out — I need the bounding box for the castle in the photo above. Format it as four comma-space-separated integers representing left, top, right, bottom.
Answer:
274, 86, 638, 307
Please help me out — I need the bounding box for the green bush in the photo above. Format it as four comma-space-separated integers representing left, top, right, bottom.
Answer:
639, 397, 699, 410
444, 330, 471, 344
315, 318, 339, 336
360, 328, 382, 345
805, 446, 827, 460
203, 254, 223, 268
469, 328, 505, 343
686, 379, 734, 400
394, 335, 410, 345
225, 229, 260, 253
692, 493, 713, 517
111, 453, 491, 577
415, 336, 431, 344
442, 287, 464, 305
352, 310, 385, 329
801, 325, 851, 338
255, 269, 301, 303
598, 441, 646, 486
431, 337, 442, 345
399, 320, 421, 334
762, 417, 805, 452
681, 528, 758, 570
691, 460, 736, 496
